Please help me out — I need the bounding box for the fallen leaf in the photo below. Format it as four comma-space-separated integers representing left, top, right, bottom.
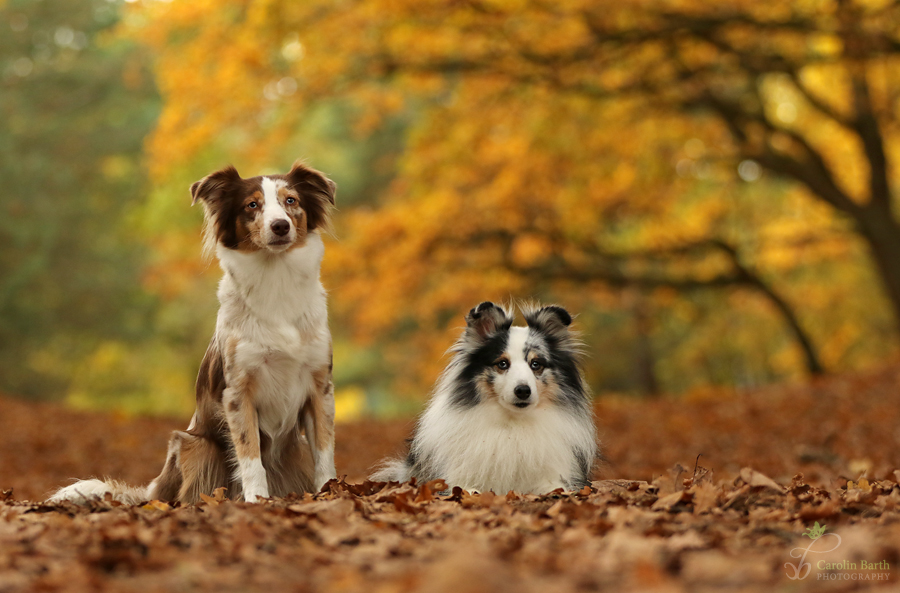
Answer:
737, 468, 783, 492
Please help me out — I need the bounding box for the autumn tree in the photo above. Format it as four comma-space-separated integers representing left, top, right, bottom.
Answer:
119, 0, 900, 397
306, 0, 900, 336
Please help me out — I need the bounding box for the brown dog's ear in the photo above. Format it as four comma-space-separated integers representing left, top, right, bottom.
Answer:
286, 161, 336, 231
524, 305, 573, 338
465, 301, 512, 340
190, 165, 242, 207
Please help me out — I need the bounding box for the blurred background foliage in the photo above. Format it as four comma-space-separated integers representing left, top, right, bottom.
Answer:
2, 0, 900, 419
0, 0, 162, 407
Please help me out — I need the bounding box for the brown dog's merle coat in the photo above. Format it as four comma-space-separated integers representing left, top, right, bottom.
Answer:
50, 162, 336, 504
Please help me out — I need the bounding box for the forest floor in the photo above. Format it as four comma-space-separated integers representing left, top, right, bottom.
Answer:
2, 365, 900, 592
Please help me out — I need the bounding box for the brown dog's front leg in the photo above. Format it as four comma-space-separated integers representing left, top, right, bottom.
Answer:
302, 366, 336, 491
222, 378, 268, 502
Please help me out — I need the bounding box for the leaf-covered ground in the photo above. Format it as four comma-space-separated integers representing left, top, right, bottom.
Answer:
2, 366, 900, 592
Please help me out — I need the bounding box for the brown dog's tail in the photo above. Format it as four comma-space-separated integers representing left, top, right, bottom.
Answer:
47, 478, 150, 505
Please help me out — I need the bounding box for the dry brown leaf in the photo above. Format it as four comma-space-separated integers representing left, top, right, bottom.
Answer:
461, 490, 499, 508
690, 482, 719, 514
738, 468, 784, 492
141, 500, 171, 511
651, 490, 692, 512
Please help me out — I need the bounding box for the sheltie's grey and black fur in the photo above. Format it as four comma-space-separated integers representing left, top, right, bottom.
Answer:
372, 301, 598, 494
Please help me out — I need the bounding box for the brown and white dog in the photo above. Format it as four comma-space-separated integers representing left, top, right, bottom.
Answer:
50, 161, 337, 504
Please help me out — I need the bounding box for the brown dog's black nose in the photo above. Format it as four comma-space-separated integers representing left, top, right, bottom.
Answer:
271, 219, 290, 236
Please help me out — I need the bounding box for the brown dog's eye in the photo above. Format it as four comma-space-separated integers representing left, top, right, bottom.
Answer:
246, 202, 258, 210
285, 197, 296, 205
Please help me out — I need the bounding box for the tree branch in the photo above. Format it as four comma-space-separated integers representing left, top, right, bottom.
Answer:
504, 237, 824, 376
840, 16, 893, 210
689, 91, 864, 216
787, 71, 855, 129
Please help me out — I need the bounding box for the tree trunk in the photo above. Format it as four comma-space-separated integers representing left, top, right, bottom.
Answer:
857, 209, 900, 338
629, 291, 661, 397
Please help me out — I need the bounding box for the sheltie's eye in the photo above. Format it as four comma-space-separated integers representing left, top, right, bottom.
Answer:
285, 197, 297, 205
530, 359, 545, 371
246, 201, 259, 210
495, 360, 510, 371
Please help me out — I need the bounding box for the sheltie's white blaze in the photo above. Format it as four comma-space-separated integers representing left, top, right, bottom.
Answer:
493, 326, 538, 409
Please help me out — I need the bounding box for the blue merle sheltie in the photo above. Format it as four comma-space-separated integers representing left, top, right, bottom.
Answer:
372, 301, 598, 494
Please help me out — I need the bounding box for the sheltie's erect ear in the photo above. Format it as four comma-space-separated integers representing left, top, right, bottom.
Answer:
464, 301, 513, 342
524, 305, 574, 340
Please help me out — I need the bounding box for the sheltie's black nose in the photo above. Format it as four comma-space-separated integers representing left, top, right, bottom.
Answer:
514, 384, 531, 400
271, 219, 290, 236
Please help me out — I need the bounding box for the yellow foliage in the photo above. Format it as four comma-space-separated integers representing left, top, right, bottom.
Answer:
65, 340, 196, 417
334, 386, 367, 423
113, 0, 900, 399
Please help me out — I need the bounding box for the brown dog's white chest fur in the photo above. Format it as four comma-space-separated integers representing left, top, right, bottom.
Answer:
214, 239, 333, 498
